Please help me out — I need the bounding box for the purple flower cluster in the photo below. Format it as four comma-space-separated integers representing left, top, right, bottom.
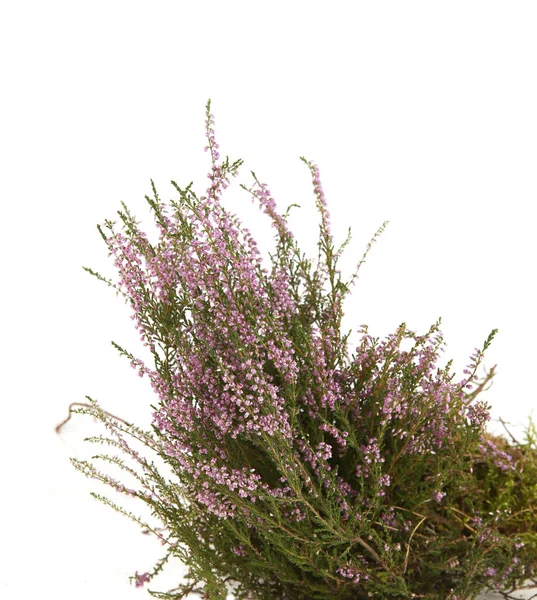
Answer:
348, 322, 497, 466
100, 111, 318, 520
478, 438, 516, 472
336, 564, 368, 584
133, 571, 150, 588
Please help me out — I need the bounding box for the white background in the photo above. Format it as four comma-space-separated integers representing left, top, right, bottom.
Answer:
1, 1, 536, 598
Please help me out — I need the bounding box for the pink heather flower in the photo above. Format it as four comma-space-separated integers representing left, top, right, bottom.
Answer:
381, 509, 398, 529
301, 158, 332, 243
134, 571, 150, 588
248, 177, 294, 243
356, 437, 384, 479
478, 438, 515, 472
233, 544, 247, 556
337, 565, 365, 584
484, 566, 497, 578
433, 490, 446, 503
378, 473, 391, 487
284, 507, 306, 522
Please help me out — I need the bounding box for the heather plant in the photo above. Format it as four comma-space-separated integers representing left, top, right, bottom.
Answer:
65, 101, 537, 600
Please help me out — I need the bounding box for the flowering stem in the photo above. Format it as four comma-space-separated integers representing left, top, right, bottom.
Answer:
55, 402, 132, 434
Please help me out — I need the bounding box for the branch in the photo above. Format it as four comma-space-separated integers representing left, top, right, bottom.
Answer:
55, 402, 132, 434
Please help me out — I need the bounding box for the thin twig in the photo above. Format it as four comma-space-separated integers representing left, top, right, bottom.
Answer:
448, 506, 477, 533
497, 417, 521, 446
463, 364, 496, 403
351, 535, 386, 567
403, 515, 427, 574
55, 402, 132, 434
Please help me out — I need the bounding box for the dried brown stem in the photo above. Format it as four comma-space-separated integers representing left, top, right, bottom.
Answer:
55, 402, 132, 434
403, 515, 427, 574
498, 417, 521, 446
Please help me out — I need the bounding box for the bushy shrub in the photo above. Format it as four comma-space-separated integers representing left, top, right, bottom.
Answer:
68, 101, 537, 600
